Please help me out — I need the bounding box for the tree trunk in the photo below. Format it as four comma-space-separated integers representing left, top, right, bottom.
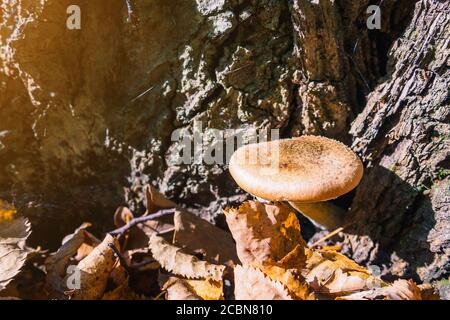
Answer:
343, 0, 449, 284
0, 0, 448, 286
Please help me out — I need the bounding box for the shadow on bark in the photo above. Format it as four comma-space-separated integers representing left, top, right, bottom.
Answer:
343, 164, 442, 282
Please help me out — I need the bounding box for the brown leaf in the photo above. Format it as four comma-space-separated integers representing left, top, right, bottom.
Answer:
257, 245, 315, 300
0, 217, 31, 291
418, 283, 440, 300
224, 201, 306, 265
164, 277, 202, 300
146, 185, 177, 214
337, 279, 422, 300
186, 278, 223, 300
163, 276, 223, 300
234, 265, 293, 300
149, 235, 225, 281
45, 223, 94, 297
304, 249, 384, 297
113, 207, 134, 228
65, 234, 119, 300
173, 210, 240, 266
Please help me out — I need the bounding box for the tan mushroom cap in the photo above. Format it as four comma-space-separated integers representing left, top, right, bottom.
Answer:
229, 135, 363, 202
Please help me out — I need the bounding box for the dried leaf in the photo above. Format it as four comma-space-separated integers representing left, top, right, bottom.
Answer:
337, 279, 422, 300
173, 210, 239, 266
224, 201, 306, 265
45, 223, 93, 297
163, 277, 223, 300
0, 200, 17, 223
149, 235, 225, 281
304, 249, 384, 297
65, 234, 119, 300
257, 245, 315, 300
164, 277, 202, 300
146, 185, 177, 214
186, 278, 223, 300
0, 217, 31, 291
234, 265, 293, 300
113, 207, 134, 228
418, 283, 440, 300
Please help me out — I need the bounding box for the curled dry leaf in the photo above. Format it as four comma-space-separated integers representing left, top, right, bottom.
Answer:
224, 201, 306, 265
303, 249, 384, 297
65, 234, 119, 300
0, 216, 31, 291
337, 279, 422, 300
45, 223, 96, 297
234, 265, 293, 300
173, 210, 240, 266
146, 185, 177, 214
149, 235, 225, 281
113, 207, 134, 228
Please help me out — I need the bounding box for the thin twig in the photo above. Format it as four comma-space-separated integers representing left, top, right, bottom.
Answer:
109, 208, 176, 237
310, 222, 355, 248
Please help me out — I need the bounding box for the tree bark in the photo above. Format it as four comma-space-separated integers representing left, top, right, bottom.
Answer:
343, 0, 449, 284
0, 0, 448, 286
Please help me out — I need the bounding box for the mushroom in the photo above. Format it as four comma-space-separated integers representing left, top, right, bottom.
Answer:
228, 135, 363, 230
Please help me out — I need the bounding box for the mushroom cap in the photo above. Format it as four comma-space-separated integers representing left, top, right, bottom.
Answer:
229, 135, 363, 202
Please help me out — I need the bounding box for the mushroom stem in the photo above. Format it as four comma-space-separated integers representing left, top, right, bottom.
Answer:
288, 201, 346, 230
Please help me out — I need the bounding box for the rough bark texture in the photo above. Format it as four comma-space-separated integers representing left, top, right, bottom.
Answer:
0, 0, 448, 285
343, 0, 449, 284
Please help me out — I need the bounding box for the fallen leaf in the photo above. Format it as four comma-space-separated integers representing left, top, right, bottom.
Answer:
164, 277, 202, 300
65, 234, 119, 300
45, 223, 94, 297
146, 185, 177, 214
149, 235, 225, 281
224, 201, 306, 265
185, 278, 223, 300
337, 279, 422, 300
173, 210, 240, 266
234, 265, 293, 300
163, 276, 223, 300
257, 245, 315, 300
113, 207, 134, 228
0, 216, 31, 291
303, 249, 384, 297
0, 200, 17, 223
418, 283, 440, 300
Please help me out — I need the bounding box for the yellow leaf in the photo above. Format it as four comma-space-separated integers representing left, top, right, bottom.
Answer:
163, 277, 202, 300
186, 278, 223, 300
0, 200, 16, 223
303, 249, 385, 297
256, 245, 315, 300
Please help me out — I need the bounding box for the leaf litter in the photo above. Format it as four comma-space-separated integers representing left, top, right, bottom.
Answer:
0, 194, 442, 300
